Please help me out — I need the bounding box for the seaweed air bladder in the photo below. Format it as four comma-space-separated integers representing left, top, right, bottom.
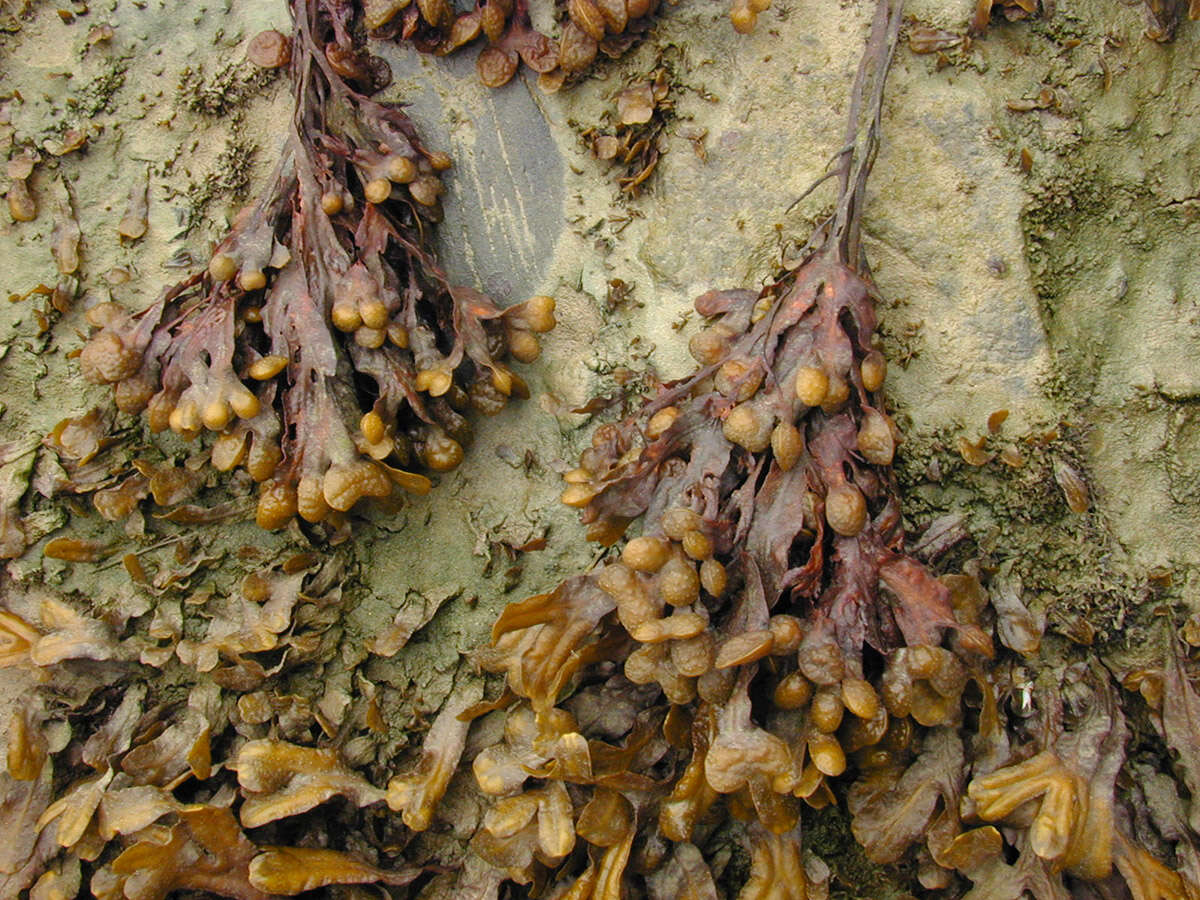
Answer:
77, 0, 554, 532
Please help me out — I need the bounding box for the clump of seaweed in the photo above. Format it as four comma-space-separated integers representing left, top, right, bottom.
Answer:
367, 0, 661, 90
584, 65, 672, 196
78, 0, 553, 532
400, 0, 984, 892
366, 0, 772, 91
0, 551, 437, 898
460, 5, 977, 890
376, 1, 1200, 895
10, 0, 1200, 897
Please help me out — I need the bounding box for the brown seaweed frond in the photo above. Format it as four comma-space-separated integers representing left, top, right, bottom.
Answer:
969, 750, 1104, 873
231, 739, 386, 828
247, 846, 420, 895
92, 806, 269, 900
739, 823, 809, 900
478, 575, 618, 712
387, 684, 477, 830
0, 595, 124, 670
0, 547, 428, 897
968, 0, 1048, 37
958, 668, 1199, 898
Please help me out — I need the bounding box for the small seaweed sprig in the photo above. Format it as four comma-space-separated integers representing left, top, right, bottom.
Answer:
78, 0, 554, 531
